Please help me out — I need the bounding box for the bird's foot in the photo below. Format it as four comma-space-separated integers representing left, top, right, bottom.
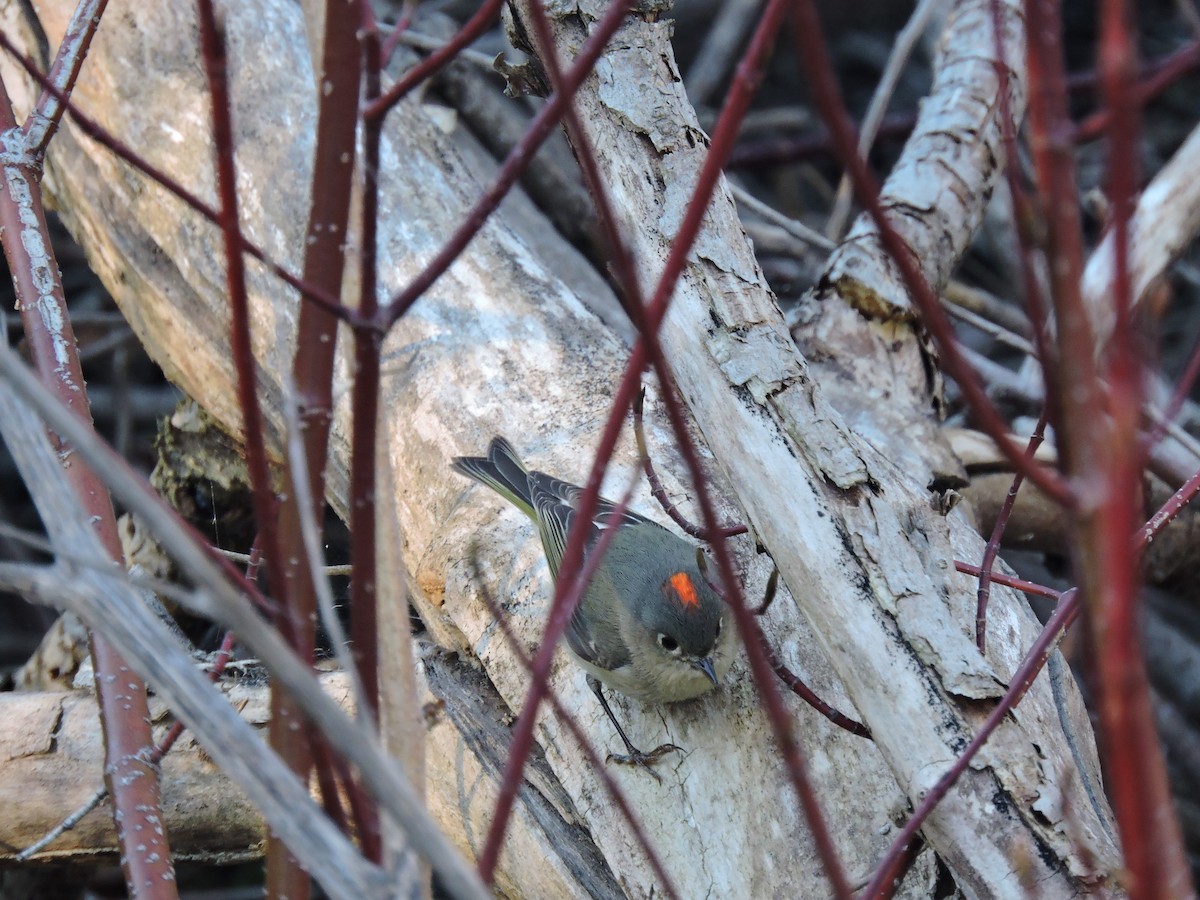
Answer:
605, 742, 684, 780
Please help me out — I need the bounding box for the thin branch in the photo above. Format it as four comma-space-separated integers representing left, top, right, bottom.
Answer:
467, 551, 680, 899
366, 0, 503, 121
975, 412, 1048, 651
505, 0, 855, 891
0, 33, 353, 324
955, 561, 1064, 601
377, 0, 638, 328
476, 466, 644, 884
21, 0, 109, 156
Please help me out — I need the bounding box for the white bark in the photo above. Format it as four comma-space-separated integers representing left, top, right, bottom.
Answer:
792, 0, 1030, 486
1082, 122, 1200, 343
0, 675, 346, 864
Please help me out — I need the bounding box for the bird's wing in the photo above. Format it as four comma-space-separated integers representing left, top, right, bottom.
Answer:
528, 473, 591, 579
527, 472, 653, 575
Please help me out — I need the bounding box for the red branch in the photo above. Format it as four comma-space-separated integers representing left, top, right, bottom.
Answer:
975, 412, 1048, 650
0, 15, 176, 893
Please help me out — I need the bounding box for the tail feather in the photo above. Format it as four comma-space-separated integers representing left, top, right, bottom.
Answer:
451, 436, 536, 520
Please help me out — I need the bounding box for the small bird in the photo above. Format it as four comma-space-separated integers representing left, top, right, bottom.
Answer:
453, 436, 733, 773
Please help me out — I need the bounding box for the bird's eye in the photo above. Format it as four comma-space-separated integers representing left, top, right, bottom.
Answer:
657, 634, 680, 653
715, 620, 722, 638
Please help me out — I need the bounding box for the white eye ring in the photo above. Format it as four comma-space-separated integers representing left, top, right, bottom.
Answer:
657, 633, 680, 654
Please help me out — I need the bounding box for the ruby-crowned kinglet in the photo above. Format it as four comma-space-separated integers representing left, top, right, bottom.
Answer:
453, 436, 734, 773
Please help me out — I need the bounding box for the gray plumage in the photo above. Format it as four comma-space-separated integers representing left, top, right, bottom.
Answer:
452, 437, 733, 704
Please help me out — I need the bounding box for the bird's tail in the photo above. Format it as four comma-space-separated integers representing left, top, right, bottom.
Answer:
451, 436, 536, 520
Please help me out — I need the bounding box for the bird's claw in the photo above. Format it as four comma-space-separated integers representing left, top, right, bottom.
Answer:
605, 742, 684, 779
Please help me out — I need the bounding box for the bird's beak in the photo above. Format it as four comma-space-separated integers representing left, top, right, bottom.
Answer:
692, 656, 719, 687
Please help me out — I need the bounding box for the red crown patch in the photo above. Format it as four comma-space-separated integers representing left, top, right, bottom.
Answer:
668, 572, 699, 610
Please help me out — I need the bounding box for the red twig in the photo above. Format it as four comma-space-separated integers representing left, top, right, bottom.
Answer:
283, 0, 364, 697
194, 7, 324, 894
632, 388, 748, 539
477, 5, 855, 887
770, 655, 872, 738
351, 3, 383, 680
727, 111, 915, 168
288, 4, 378, 862
645, 27, 861, 890
1139, 464, 1200, 548
753, 571, 871, 737
975, 412, 1049, 651
476, 468, 646, 884
955, 561, 1063, 601
1074, 38, 1200, 142
346, 2, 385, 859
485, 0, 854, 894
367, 0, 503, 121
379, 1, 418, 66
377, 0, 638, 330
1144, 328, 1200, 454
263, 3, 377, 865
193, 0, 288, 647
1096, 11, 1192, 889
